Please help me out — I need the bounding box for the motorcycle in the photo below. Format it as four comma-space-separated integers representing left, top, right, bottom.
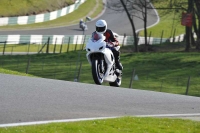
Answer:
80, 22, 88, 31
85, 33, 122, 87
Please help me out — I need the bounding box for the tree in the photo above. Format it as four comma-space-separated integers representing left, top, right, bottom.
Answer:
193, 0, 200, 50
107, 0, 138, 52
107, 0, 155, 52
166, 0, 200, 51
185, 0, 194, 51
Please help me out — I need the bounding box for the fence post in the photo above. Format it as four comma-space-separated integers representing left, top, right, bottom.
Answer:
185, 76, 191, 95
178, 35, 181, 42
77, 62, 82, 82
3, 41, 6, 55
148, 31, 152, 45
67, 37, 71, 53
42, 58, 45, 71
11, 46, 14, 55
26, 58, 31, 74
27, 43, 30, 55
160, 30, 164, 45
81, 35, 86, 50
129, 69, 135, 88
122, 33, 126, 47
173, 28, 176, 43
53, 38, 57, 53
46, 37, 50, 54
59, 37, 64, 53
75, 36, 78, 51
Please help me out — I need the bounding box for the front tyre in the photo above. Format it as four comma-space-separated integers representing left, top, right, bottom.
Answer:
92, 59, 104, 85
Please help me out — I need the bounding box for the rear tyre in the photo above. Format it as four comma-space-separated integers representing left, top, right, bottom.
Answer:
92, 59, 104, 85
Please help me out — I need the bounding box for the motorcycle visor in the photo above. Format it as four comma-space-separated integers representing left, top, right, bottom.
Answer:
96, 26, 106, 33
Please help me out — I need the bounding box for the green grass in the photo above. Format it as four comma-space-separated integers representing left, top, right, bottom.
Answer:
0, 0, 103, 30
0, 0, 199, 131
0, 0, 75, 17
0, 68, 34, 77
0, 43, 85, 53
0, 0, 185, 39
139, 0, 186, 38
0, 47, 199, 97
0, 117, 200, 133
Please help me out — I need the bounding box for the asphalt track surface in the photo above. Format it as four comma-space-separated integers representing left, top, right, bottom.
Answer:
0, 0, 200, 127
0, 74, 200, 125
0, 0, 158, 36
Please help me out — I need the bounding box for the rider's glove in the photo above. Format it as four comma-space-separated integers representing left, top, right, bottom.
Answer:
107, 42, 114, 48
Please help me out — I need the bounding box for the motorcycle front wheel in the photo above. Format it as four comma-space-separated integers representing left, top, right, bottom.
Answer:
92, 59, 104, 85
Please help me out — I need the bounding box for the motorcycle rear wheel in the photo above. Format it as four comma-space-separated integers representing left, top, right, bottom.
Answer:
92, 59, 104, 85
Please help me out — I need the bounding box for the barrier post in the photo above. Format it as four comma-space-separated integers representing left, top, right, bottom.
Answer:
53, 38, 57, 53
77, 62, 82, 82
173, 28, 176, 43
81, 35, 86, 50
67, 37, 71, 53
75, 36, 78, 51
26, 58, 31, 74
148, 31, 152, 45
185, 76, 191, 95
60, 38, 64, 53
122, 33, 126, 47
27, 43, 31, 55
160, 30, 164, 44
3, 41, 6, 55
46, 37, 50, 54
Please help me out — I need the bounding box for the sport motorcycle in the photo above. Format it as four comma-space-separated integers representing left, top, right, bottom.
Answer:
85, 34, 122, 87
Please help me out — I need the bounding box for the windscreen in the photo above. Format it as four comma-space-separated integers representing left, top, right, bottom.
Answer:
92, 32, 104, 42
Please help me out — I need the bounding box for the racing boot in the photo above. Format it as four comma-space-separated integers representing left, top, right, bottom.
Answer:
113, 50, 123, 71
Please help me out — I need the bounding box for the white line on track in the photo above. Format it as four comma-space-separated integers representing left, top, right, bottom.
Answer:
136, 113, 200, 118
1, 113, 200, 127
0, 117, 118, 128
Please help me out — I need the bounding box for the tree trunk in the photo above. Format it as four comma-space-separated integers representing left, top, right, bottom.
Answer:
144, 1, 148, 52
185, 0, 194, 52
120, 0, 138, 52
194, 0, 200, 50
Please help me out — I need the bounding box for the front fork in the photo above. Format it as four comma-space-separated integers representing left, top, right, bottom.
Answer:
100, 59, 105, 73
90, 53, 105, 74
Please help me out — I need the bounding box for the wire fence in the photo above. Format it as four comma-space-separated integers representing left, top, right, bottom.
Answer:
0, 55, 199, 97
128, 69, 200, 97
0, 31, 190, 55
0, 34, 199, 97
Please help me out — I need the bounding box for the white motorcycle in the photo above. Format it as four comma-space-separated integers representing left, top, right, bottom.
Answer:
85, 34, 122, 87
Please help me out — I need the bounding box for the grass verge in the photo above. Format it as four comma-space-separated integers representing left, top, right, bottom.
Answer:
0, 46, 200, 97
0, 0, 75, 17
0, 68, 34, 77
139, 0, 186, 38
0, 0, 103, 30
0, 117, 200, 133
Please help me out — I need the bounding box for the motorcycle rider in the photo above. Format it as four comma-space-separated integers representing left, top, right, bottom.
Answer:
92, 19, 123, 70
79, 19, 84, 28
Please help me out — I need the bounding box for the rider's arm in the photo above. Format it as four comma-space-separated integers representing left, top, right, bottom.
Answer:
106, 29, 119, 46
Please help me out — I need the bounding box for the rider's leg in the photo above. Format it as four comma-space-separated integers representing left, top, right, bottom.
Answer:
112, 48, 123, 70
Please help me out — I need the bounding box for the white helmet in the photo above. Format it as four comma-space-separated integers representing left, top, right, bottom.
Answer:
95, 19, 107, 34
